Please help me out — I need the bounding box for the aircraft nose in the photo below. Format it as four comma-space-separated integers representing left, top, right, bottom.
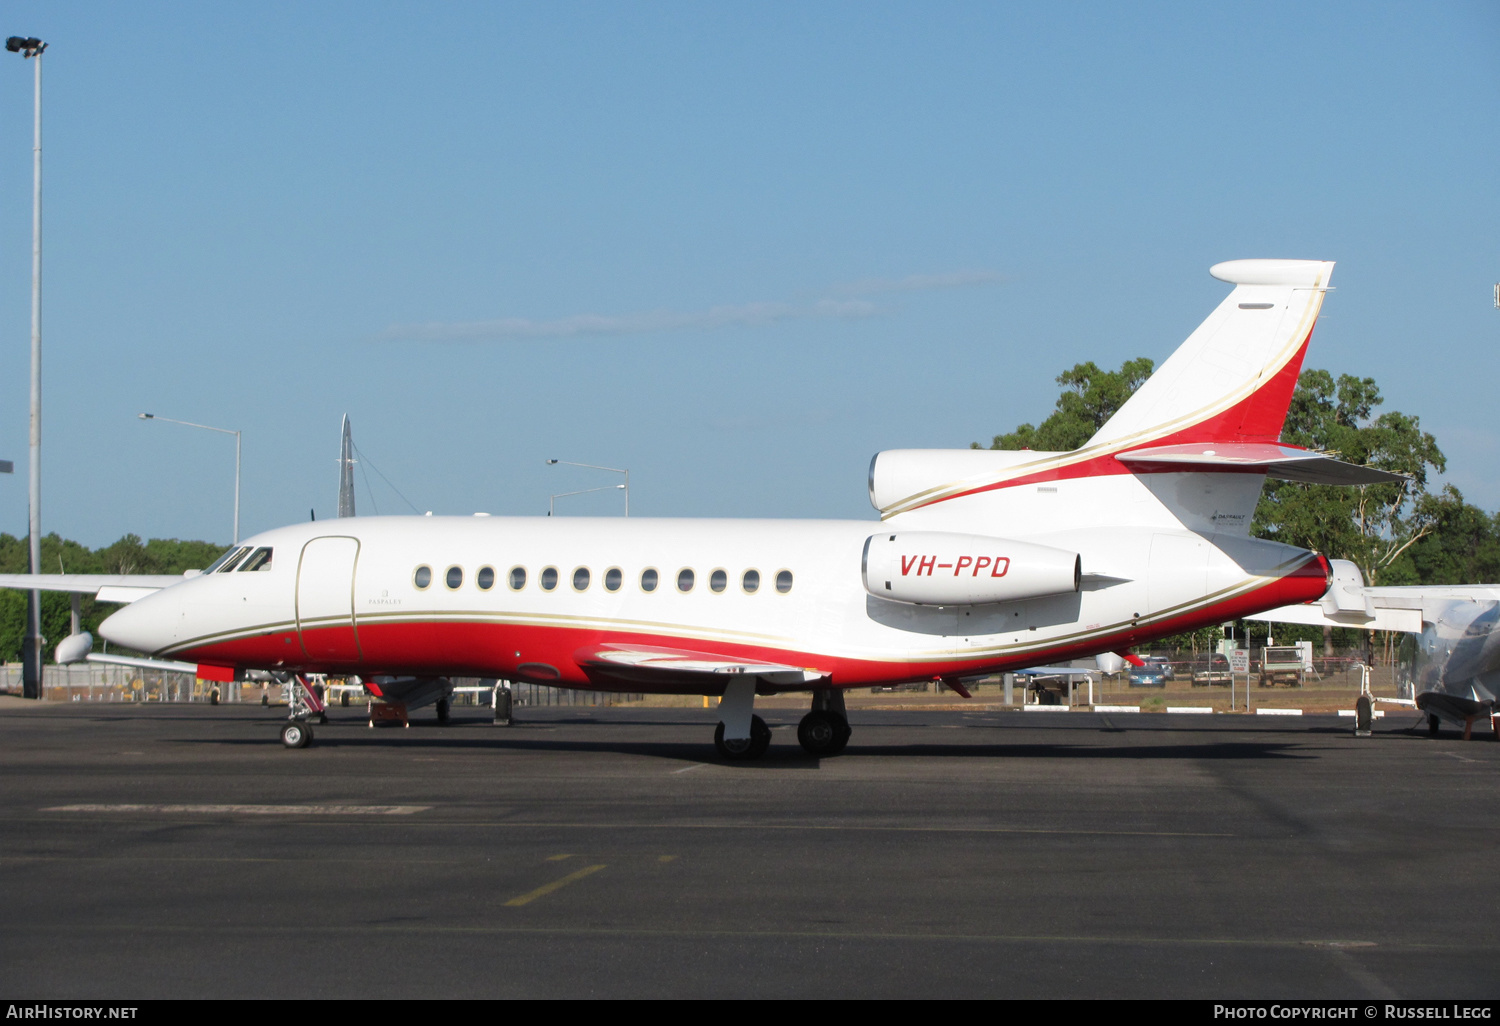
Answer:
98, 595, 174, 655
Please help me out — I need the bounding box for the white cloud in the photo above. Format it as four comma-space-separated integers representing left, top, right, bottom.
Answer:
379, 269, 1002, 342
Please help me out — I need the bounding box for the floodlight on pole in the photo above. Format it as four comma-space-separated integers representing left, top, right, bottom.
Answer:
545, 459, 629, 516
10, 34, 45, 699
139, 413, 242, 543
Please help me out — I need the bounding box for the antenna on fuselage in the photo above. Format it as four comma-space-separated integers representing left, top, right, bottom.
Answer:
337, 415, 356, 518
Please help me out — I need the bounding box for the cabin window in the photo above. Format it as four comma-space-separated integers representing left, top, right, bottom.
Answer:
476, 566, 495, 590
445, 566, 464, 590
677, 568, 695, 593
204, 546, 248, 574
640, 568, 659, 592
508, 566, 527, 590
540, 566, 559, 591
776, 569, 794, 594
604, 567, 622, 592
709, 569, 727, 593
239, 547, 273, 572
742, 569, 760, 593
413, 565, 432, 590
572, 567, 591, 591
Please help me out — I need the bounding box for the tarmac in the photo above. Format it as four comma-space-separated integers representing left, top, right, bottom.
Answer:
0, 700, 1496, 999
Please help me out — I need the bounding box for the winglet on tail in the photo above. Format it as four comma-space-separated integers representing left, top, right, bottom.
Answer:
1088, 259, 1334, 450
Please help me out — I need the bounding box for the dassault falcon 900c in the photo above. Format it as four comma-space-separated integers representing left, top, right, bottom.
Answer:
7, 259, 1404, 757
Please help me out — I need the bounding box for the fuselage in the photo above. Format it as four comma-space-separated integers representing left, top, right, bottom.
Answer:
99, 513, 1330, 692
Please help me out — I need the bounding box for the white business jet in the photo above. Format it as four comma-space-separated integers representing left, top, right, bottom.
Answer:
6, 259, 1400, 757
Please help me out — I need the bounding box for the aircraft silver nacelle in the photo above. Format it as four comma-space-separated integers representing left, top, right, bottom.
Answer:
862, 532, 1081, 606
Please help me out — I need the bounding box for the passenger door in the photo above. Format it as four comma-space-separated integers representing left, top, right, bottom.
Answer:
297, 536, 361, 663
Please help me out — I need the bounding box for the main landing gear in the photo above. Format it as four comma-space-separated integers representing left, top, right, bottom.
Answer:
797, 688, 851, 757
709, 681, 853, 761
714, 715, 771, 759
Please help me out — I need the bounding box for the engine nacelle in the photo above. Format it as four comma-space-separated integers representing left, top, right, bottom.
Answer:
862, 532, 1081, 605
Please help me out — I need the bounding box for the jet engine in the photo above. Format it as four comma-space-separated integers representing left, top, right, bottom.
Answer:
862, 531, 1081, 606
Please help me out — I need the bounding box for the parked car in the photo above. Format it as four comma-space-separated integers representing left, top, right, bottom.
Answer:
1258, 646, 1304, 687
1141, 655, 1175, 681
1192, 654, 1233, 687
1128, 662, 1167, 688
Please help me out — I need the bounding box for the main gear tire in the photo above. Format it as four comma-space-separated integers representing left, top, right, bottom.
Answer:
714, 714, 771, 760
797, 710, 851, 756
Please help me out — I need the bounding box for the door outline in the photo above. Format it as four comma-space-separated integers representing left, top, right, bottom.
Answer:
296, 536, 362, 661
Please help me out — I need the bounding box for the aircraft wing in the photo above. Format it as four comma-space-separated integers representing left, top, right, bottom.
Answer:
0, 573, 189, 603
576, 644, 829, 687
1117, 442, 1408, 486
1247, 557, 1500, 632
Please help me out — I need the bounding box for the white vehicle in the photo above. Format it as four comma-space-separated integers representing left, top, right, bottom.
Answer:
10, 259, 1398, 758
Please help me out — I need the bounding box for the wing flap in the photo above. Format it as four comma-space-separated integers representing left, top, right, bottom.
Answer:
576, 645, 828, 687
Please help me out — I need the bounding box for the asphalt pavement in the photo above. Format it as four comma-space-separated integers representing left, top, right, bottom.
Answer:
0, 700, 1494, 999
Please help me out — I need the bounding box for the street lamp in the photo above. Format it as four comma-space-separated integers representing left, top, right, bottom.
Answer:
545, 459, 629, 516
548, 484, 625, 516
9, 34, 45, 700
139, 414, 242, 543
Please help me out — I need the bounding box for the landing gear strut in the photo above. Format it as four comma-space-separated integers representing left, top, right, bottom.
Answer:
798, 688, 851, 756
1428, 713, 1441, 737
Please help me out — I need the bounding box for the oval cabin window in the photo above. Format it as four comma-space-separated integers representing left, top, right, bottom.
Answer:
677, 568, 695, 593
742, 569, 760, 593
540, 566, 559, 591
509, 566, 527, 590
710, 569, 727, 593
573, 567, 591, 591
477, 566, 495, 590
776, 570, 793, 594
640, 568, 659, 592
446, 566, 463, 590
604, 567, 622, 591
413, 565, 432, 590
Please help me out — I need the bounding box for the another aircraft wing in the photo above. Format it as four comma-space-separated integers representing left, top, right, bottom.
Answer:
0, 573, 189, 603
1117, 442, 1408, 486
1247, 558, 1500, 632
575, 644, 829, 687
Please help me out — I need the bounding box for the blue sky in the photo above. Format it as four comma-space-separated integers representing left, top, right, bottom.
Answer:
0, 1, 1492, 547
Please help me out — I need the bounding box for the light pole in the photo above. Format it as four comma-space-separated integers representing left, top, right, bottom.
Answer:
549, 484, 625, 516
139, 414, 242, 543
9, 35, 45, 700
546, 459, 629, 516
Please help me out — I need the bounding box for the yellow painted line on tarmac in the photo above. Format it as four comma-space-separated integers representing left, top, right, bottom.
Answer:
504, 864, 607, 907
545, 854, 574, 862
657, 855, 677, 863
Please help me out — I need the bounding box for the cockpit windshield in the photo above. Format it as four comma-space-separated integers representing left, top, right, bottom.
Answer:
204, 546, 250, 574
239, 547, 273, 572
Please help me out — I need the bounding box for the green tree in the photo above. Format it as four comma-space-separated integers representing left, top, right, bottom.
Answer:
0, 532, 226, 663
1253, 370, 1447, 586
972, 357, 1154, 451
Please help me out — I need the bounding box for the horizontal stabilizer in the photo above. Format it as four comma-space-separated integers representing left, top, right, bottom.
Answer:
1116, 443, 1407, 486
577, 645, 827, 686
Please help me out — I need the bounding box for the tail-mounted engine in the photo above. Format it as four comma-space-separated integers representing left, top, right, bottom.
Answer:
862, 531, 1081, 606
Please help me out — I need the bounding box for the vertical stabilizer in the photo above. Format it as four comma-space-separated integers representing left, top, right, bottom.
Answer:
337, 415, 356, 518
1087, 259, 1334, 449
